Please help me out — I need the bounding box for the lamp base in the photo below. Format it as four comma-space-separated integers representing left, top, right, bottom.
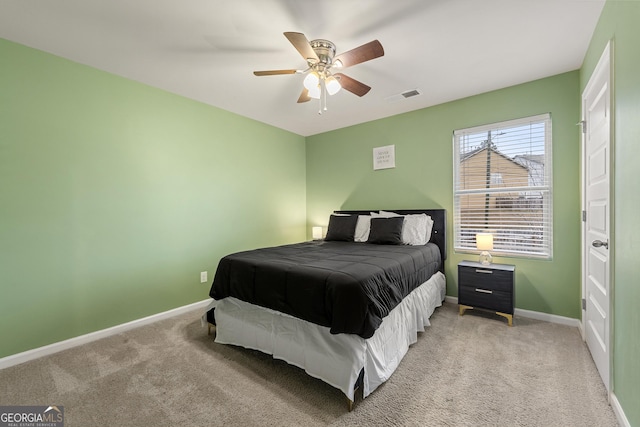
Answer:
479, 251, 492, 265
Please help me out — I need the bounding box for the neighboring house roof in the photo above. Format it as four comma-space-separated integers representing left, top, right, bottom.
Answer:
514, 154, 545, 188
513, 154, 544, 167
461, 145, 529, 172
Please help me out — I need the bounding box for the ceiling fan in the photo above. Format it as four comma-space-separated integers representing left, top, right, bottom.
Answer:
253, 32, 384, 113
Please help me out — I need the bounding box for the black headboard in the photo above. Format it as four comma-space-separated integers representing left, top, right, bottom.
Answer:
334, 209, 447, 263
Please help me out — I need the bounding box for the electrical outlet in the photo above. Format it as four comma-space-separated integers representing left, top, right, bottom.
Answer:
200, 271, 208, 283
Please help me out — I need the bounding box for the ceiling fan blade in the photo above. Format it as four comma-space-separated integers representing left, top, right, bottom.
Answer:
284, 32, 319, 62
333, 40, 384, 68
253, 69, 299, 76
334, 73, 371, 97
297, 88, 311, 103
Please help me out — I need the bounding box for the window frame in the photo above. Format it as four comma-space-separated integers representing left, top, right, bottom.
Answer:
452, 113, 553, 260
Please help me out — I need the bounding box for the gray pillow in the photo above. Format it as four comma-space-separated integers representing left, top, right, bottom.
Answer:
325, 214, 358, 241
367, 216, 404, 245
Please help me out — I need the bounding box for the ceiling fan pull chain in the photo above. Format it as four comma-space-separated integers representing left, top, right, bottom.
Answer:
318, 81, 325, 115
323, 80, 328, 112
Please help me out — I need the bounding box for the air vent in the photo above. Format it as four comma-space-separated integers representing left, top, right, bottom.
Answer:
384, 89, 422, 103
402, 89, 421, 98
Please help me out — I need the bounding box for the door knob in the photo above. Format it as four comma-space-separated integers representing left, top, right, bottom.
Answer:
592, 240, 609, 249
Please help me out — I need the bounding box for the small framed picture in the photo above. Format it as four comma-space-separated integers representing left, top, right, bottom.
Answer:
373, 145, 395, 170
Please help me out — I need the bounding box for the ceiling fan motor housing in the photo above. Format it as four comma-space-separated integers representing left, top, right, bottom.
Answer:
309, 39, 336, 68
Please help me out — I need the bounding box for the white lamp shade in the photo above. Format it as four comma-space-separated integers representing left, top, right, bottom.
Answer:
308, 84, 321, 99
303, 72, 320, 90
476, 233, 494, 251
312, 226, 323, 240
325, 75, 341, 95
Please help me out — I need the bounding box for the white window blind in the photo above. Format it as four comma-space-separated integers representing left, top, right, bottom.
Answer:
453, 114, 552, 258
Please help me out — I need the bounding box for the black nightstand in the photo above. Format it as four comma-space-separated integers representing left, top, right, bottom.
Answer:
458, 260, 515, 326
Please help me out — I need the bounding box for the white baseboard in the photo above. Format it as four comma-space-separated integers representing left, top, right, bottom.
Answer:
610, 392, 631, 427
444, 296, 581, 328
513, 307, 581, 328
0, 299, 212, 371
444, 296, 459, 305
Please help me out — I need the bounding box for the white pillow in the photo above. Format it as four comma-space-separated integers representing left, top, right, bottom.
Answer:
354, 215, 371, 242
425, 215, 434, 243
401, 214, 427, 245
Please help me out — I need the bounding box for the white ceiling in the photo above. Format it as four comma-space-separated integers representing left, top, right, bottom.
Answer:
0, 0, 605, 137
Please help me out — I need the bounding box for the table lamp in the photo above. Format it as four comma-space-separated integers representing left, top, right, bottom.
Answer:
476, 233, 493, 265
312, 226, 323, 240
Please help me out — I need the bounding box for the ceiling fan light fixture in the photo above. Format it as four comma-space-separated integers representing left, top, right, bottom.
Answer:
308, 84, 321, 99
303, 72, 320, 90
325, 75, 341, 95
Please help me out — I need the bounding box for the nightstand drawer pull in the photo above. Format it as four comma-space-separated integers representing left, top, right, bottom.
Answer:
475, 288, 493, 294
476, 269, 493, 274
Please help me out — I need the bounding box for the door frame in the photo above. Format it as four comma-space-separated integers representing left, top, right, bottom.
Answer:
580, 39, 614, 395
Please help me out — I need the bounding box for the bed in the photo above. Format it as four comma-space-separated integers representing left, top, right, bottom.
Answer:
204, 209, 447, 410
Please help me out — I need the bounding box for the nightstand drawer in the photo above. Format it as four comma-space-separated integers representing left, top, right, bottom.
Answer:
458, 285, 513, 314
458, 265, 512, 292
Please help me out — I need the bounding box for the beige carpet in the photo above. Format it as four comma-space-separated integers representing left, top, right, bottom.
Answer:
0, 303, 618, 426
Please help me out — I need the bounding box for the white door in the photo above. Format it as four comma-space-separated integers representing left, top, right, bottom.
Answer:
582, 42, 611, 392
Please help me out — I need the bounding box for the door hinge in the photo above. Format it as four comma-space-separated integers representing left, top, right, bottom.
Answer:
577, 120, 587, 134
582, 298, 586, 310
582, 210, 586, 222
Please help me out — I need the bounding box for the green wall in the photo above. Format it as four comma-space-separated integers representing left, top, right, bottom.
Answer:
0, 39, 306, 359
307, 71, 582, 318
580, 1, 640, 425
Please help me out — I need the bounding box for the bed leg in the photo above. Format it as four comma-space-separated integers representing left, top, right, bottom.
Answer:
346, 368, 364, 411
347, 397, 354, 412
208, 323, 216, 336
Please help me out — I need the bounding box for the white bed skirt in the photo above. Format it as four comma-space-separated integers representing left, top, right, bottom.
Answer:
206, 271, 446, 401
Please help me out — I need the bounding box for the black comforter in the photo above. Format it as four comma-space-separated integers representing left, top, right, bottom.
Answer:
209, 241, 442, 338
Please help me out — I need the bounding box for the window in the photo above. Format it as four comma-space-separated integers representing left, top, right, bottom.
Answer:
453, 114, 552, 258
490, 172, 503, 185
